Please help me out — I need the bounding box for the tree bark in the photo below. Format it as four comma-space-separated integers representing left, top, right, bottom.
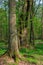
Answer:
41, 0, 43, 39
29, 0, 34, 45
8, 0, 21, 59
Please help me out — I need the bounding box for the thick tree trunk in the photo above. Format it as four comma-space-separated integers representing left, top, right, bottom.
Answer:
21, 0, 30, 46
8, 0, 21, 59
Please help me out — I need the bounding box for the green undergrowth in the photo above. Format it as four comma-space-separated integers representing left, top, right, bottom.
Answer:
20, 43, 43, 64
0, 40, 43, 65
0, 49, 6, 55
0, 42, 7, 56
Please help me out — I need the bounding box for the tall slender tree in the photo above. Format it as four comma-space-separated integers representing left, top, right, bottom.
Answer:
29, 0, 34, 45
41, 0, 43, 39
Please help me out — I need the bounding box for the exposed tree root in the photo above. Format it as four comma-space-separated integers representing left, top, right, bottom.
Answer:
0, 52, 23, 64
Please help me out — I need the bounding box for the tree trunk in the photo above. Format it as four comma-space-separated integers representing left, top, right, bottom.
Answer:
29, 0, 34, 45
41, 0, 43, 39
8, 0, 21, 59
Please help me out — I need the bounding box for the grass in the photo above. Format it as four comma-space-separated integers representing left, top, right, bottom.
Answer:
20, 40, 43, 64
0, 42, 7, 56
0, 49, 6, 55
0, 40, 43, 65
35, 39, 43, 44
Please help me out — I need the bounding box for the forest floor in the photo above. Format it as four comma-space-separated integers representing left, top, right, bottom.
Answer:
0, 54, 43, 65
0, 40, 43, 65
0, 56, 36, 65
18, 61, 36, 65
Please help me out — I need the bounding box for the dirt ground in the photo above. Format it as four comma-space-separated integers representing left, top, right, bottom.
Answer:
0, 56, 36, 65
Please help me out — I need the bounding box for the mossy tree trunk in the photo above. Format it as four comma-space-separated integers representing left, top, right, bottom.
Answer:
29, 0, 34, 46
8, 0, 21, 59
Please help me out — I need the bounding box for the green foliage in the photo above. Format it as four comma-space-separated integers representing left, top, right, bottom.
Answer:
33, 17, 42, 39
20, 41, 43, 64
0, 42, 7, 56
16, 1, 42, 39
0, 8, 8, 41
0, 49, 6, 55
